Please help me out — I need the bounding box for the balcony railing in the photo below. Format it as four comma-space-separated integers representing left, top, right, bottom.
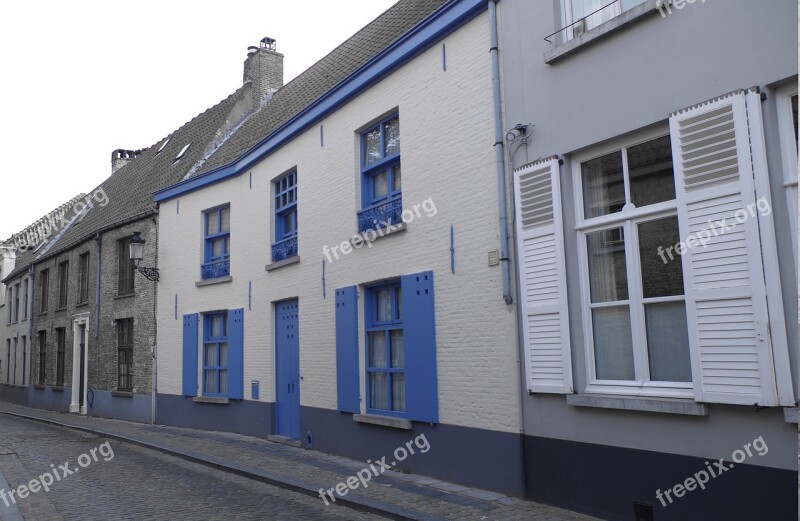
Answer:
357, 197, 403, 233
271, 236, 298, 262
201, 259, 230, 280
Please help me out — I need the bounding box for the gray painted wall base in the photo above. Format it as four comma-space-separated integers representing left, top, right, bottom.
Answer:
87, 389, 151, 424
156, 394, 273, 437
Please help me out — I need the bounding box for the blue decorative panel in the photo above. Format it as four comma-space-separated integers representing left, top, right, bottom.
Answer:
201, 259, 230, 280
357, 198, 403, 233
227, 308, 244, 400
271, 236, 298, 262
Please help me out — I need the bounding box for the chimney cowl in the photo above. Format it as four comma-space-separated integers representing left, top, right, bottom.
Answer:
111, 148, 142, 174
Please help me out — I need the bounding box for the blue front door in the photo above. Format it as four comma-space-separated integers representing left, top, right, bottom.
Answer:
275, 300, 300, 439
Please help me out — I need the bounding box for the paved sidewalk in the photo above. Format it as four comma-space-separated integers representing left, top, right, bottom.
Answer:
0, 403, 598, 521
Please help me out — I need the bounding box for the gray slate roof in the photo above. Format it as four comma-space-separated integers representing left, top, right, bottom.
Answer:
191, 0, 448, 177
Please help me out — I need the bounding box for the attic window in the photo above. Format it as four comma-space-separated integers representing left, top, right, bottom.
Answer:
175, 144, 191, 162
157, 138, 170, 154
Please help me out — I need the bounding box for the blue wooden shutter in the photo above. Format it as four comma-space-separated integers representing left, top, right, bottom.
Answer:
182, 313, 198, 397
335, 286, 359, 413
401, 271, 438, 423
228, 308, 244, 399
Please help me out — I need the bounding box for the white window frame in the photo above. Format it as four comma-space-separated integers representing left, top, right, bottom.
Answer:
775, 83, 798, 267
572, 125, 693, 398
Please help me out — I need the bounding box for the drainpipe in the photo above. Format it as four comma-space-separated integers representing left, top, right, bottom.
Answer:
94, 233, 102, 337
489, 0, 512, 305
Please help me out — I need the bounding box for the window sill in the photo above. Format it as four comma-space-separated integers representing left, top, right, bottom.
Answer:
75, 301, 90, 308
784, 407, 798, 424
195, 276, 233, 287
265, 256, 300, 272
544, 0, 661, 65
114, 293, 135, 300
33, 384, 45, 390
353, 413, 412, 430
38, 311, 48, 316
192, 396, 230, 405
111, 391, 133, 398
51, 386, 65, 392
566, 394, 708, 416
54, 307, 67, 312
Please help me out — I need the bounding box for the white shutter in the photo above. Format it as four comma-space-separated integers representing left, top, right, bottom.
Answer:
669, 89, 792, 406
513, 157, 573, 394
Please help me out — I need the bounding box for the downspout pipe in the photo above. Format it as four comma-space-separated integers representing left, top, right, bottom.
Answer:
27, 265, 34, 339
489, 0, 512, 305
94, 233, 102, 337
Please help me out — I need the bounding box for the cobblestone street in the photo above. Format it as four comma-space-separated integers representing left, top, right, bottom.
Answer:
0, 414, 378, 520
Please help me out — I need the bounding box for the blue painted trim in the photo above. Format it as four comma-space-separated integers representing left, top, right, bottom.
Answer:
249, 172, 252, 189
321, 259, 326, 299
174, 293, 178, 320
176, 200, 179, 214
153, 0, 487, 203
248, 280, 252, 310
320, 124, 324, 147
450, 224, 455, 274
442, 43, 447, 71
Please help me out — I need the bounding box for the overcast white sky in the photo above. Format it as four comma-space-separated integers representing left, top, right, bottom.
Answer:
0, 0, 397, 241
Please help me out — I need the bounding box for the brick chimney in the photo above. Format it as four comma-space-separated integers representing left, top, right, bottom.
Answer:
243, 37, 284, 111
111, 149, 143, 173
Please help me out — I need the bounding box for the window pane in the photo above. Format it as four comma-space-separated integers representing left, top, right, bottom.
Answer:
792, 95, 798, 148
392, 165, 402, 192
282, 210, 295, 235
219, 370, 228, 395
210, 315, 224, 338
204, 343, 217, 366
638, 217, 685, 298
628, 136, 676, 208
212, 239, 223, 258
395, 287, 402, 320
369, 331, 387, 368
369, 372, 388, 410
384, 118, 400, 156
390, 330, 404, 368
220, 207, 230, 232
587, 228, 628, 303
376, 289, 392, 321
204, 369, 217, 394
582, 151, 624, 218
207, 212, 219, 235
219, 342, 228, 366
571, 0, 614, 31
363, 128, 381, 166
592, 306, 635, 380
646, 301, 692, 382
392, 373, 406, 412
372, 172, 388, 199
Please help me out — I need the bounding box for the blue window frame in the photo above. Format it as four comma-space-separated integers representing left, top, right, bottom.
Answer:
365, 282, 405, 416
203, 313, 228, 397
202, 206, 230, 279
272, 171, 298, 262
358, 115, 402, 233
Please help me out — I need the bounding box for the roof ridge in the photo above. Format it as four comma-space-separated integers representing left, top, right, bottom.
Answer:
3, 193, 86, 246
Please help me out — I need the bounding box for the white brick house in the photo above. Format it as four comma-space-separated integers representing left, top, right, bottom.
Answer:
153, 0, 524, 494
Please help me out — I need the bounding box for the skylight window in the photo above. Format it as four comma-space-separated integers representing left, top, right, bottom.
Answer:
156, 138, 170, 154
175, 144, 191, 161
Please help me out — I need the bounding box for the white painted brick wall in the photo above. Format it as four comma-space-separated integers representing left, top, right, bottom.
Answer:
157, 14, 521, 434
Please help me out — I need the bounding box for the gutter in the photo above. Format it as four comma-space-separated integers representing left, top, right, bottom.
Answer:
488, 0, 513, 305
